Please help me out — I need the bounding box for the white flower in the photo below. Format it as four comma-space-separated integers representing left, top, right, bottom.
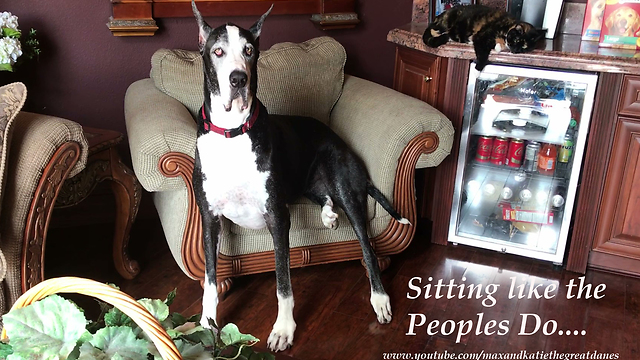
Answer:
0, 11, 19, 30
0, 36, 22, 65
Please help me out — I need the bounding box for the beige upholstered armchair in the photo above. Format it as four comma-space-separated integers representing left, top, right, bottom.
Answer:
0, 83, 89, 315
124, 37, 454, 292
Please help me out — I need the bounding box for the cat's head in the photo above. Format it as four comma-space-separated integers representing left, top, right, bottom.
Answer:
506, 22, 543, 53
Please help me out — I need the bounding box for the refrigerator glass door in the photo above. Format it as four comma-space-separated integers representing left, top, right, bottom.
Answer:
448, 64, 598, 264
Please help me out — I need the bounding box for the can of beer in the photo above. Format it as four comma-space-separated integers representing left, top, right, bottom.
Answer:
506, 139, 525, 168
523, 142, 540, 172
558, 133, 574, 163
490, 137, 509, 166
476, 136, 493, 163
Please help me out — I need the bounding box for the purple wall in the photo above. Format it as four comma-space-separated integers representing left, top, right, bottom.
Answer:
5, 0, 413, 134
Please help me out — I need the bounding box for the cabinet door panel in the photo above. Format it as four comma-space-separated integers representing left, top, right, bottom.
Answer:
393, 47, 440, 106
593, 117, 640, 261
618, 75, 640, 117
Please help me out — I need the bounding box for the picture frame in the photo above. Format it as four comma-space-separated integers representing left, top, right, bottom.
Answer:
429, 0, 476, 23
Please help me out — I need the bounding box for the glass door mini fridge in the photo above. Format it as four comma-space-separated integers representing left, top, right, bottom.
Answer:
449, 64, 598, 264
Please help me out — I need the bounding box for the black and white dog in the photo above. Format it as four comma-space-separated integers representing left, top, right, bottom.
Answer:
191, 1, 409, 351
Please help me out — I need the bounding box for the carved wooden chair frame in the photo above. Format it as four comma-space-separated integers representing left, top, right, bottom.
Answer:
21, 142, 82, 292
158, 132, 440, 292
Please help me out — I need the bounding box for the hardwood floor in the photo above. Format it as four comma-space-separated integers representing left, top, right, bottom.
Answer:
45, 216, 639, 359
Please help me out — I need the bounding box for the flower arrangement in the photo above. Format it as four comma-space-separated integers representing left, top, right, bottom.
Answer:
0, 11, 40, 72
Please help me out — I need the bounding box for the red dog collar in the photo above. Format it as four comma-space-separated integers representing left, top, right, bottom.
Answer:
201, 102, 260, 138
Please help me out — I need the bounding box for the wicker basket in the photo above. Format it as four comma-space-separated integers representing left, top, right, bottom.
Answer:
1, 276, 182, 360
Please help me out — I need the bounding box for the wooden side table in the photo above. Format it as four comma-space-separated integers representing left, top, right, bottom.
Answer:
56, 127, 142, 279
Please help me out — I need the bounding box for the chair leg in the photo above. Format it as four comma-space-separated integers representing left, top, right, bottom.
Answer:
108, 148, 142, 280
217, 277, 234, 296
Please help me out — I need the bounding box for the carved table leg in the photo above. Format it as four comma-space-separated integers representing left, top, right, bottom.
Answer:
108, 147, 142, 279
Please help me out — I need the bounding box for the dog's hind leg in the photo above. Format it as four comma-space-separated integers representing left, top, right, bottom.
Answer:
194, 153, 222, 329
334, 185, 392, 324
264, 194, 297, 352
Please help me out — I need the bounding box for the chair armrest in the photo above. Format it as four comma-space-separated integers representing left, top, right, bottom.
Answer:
330, 75, 454, 215
1, 112, 87, 299
125, 78, 197, 192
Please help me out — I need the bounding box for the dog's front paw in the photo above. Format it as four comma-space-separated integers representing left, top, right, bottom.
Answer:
370, 292, 392, 324
267, 319, 297, 352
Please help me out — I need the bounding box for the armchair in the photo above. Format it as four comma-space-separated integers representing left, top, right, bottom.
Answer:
124, 37, 454, 292
0, 83, 89, 314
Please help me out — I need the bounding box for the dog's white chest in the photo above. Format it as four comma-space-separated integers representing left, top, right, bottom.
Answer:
198, 133, 270, 230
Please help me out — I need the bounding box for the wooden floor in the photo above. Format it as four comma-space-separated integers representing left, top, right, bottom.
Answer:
46, 216, 639, 360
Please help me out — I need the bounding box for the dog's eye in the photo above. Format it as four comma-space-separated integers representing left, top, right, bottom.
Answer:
213, 48, 224, 57
245, 46, 253, 56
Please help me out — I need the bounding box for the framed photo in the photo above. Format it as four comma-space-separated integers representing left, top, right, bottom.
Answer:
429, 0, 476, 22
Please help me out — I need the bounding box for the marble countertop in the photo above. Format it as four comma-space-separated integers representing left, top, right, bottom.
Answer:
388, 23, 640, 75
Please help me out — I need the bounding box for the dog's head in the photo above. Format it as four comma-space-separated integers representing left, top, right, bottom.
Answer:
192, 1, 272, 113
506, 22, 542, 54
605, 6, 640, 36
588, 0, 606, 29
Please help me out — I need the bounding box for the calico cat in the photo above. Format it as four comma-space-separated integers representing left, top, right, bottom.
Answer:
423, 4, 543, 71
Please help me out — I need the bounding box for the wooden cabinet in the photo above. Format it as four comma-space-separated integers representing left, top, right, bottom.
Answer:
393, 46, 447, 107
392, 46, 467, 245
391, 45, 640, 274
590, 75, 640, 275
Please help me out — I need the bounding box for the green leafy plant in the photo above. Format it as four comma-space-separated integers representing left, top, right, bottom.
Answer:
1, 288, 274, 360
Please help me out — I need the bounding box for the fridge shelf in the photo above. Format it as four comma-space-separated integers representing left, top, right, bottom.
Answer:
458, 161, 567, 254
469, 101, 573, 146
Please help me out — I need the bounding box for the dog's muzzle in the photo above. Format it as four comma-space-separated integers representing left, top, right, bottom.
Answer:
230, 70, 248, 89
224, 70, 250, 112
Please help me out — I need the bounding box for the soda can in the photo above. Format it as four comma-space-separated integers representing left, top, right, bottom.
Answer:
552, 194, 565, 208
490, 137, 509, 166
558, 133, 574, 163
476, 136, 493, 163
506, 139, 525, 168
519, 189, 533, 202
501, 187, 514, 200
523, 142, 540, 172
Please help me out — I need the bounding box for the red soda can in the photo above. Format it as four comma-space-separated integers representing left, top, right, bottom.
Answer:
476, 136, 493, 163
506, 139, 525, 168
490, 137, 508, 166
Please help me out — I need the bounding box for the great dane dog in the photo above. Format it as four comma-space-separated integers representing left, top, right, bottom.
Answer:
191, 1, 408, 351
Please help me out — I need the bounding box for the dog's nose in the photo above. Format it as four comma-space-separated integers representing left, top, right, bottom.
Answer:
230, 71, 248, 88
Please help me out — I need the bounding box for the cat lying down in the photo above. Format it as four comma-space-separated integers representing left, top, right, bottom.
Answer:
423, 4, 543, 71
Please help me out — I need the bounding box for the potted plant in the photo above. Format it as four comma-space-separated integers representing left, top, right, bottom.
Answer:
0, 277, 274, 360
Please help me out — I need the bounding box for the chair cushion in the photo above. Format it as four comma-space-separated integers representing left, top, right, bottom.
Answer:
150, 36, 346, 124
0, 82, 26, 222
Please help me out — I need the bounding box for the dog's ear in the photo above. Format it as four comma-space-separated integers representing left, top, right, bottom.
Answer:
605, 10, 614, 30
192, 0, 212, 52
250, 4, 273, 40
